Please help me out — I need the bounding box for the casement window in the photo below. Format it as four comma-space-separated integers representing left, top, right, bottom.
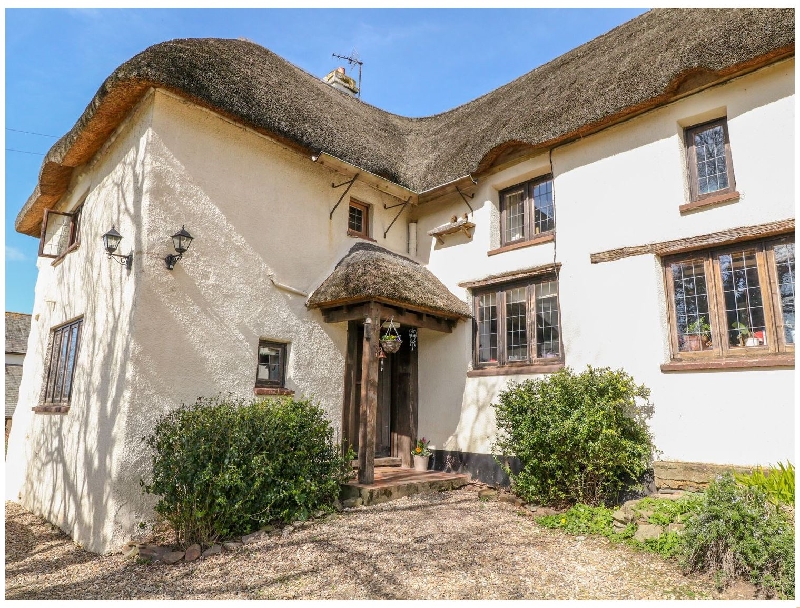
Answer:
38, 206, 82, 259
255, 340, 287, 388
664, 235, 794, 366
499, 175, 554, 246
39, 317, 83, 411
347, 199, 370, 239
685, 118, 736, 203
473, 275, 562, 370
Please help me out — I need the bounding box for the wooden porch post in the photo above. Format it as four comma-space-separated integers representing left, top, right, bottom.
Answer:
357, 302, 380, 484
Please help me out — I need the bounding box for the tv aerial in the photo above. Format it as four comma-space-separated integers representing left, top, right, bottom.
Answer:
332, 49, 362, 99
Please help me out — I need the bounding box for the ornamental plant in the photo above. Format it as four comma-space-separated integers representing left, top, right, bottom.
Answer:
681, 473, 794, 599
141, 395, 353, 548
492, 366, 655, 506
413, 437, 432, 457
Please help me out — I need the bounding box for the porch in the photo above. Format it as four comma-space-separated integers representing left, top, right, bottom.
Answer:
341, 465, 470, 506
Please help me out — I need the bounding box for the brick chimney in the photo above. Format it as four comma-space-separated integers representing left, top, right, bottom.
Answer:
323, 66, 359, 97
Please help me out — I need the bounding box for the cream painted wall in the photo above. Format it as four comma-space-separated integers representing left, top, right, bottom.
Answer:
416, 59, 794, 466
6, 95, 154, 553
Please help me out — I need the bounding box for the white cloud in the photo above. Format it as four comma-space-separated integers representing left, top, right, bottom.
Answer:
5, 246, 27, 261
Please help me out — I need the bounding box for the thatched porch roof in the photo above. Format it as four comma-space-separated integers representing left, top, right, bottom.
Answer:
307, 243, 471, 319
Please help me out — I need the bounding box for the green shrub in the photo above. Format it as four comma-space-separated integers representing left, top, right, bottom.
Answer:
141, 395, 353, 547
681, 474, 794, 599
735, 461, 794, 506
492, 366, 655, 506
633, 494, 703, 526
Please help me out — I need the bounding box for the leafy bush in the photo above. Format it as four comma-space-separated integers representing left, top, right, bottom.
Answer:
633, 494, 703, 526
735, 461, 794, 506
681, 474, 794, 599
493, 366, 655, 506
141, 395, 353, 547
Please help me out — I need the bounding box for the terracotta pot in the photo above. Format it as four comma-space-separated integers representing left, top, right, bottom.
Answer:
413, 455, 430, 472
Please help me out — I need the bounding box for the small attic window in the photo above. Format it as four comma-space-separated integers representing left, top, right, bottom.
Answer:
348, 199, 370, 239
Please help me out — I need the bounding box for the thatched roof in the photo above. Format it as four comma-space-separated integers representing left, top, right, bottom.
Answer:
307, 242, 471, 319
16, 8, 794, 236
5, 312, 31, 354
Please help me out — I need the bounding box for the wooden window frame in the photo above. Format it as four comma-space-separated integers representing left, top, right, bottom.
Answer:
499, 174, 554, 247
662, 235, 794, 370
254, 340, 287, 389
471, 274, 563, 373
685, 118, 737, 204
347, 199, 370, 239
35, 316, 83, 413
38, 206, 82, 261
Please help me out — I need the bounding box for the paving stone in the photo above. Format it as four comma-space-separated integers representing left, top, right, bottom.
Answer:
633, 523, 663, 542
162, 551, 185, 565
241, 532, 264, 545
184, 544, 201, 562
201, 544, 222, 558
497, 493, 524, 506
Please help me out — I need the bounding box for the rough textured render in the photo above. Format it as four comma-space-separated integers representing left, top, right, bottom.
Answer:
16, 8, 794, 236
5, 312, 32, 354
307, 242, 471, 318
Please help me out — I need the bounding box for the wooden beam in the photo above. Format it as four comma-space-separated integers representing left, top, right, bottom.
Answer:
321, 303, 371, 324
376, 304, 454, 333
590, 218, 794, 264
357, 302, 381, 484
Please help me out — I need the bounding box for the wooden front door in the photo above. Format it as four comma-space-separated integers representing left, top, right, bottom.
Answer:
343, 322, 418, 465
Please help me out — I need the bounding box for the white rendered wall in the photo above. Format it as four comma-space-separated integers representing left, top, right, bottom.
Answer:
417, 59, 794, 466
6, 96, 154, 553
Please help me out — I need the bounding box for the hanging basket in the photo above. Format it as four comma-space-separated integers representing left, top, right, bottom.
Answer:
380, 337, 402, 354
380, 317, 402, 353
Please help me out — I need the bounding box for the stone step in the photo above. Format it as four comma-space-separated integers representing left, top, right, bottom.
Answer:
341, 469, 470, 506
350, 457, 402, 468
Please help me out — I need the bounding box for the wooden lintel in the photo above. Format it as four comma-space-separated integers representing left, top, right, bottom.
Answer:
376, 304, 454, 333
322, 303, 371, 324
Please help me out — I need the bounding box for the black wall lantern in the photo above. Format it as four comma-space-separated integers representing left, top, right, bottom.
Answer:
165, 225, 194, 270
102, 225, 133, 269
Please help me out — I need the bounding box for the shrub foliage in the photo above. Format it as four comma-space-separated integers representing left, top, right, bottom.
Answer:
493, 366, 655, 506
681, 473, 794, 599
141, 395, 352, 547
734, 461, 794, 506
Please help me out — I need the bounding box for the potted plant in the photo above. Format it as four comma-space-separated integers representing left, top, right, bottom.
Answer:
684, 316, 711, 351
730, 321, 758, 347
412, 438, 432, 472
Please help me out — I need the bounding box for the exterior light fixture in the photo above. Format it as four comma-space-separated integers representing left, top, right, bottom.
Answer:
165, 225, 194, 270
102, 226, 133, 269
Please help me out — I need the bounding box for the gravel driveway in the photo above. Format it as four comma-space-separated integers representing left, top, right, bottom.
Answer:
5, 486, 749, 600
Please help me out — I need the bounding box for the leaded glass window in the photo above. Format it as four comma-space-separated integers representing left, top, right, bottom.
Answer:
500, 176, 555, 246
773, 242, 795, 345
671, 258, 713, 352
685, 118, 735, 202
718, 249, 767, 348
43, 317, 82, 406
474, 275, 562, 368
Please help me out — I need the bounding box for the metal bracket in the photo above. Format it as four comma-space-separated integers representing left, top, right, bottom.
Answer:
329, 173, 359, 219
455, 186, 475, 215
383, 199, 409, 210
383, 195, 412, 239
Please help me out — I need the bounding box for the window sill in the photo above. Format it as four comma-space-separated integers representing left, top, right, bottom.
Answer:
347, 229, 376, 242
660, 354, 794, 372
467, 361, 564, 377
488, 232, 554, 256
50, 242, 80, 267
33, 405, 71, 414
254, 387, 295, 396
679, 191, 740, 214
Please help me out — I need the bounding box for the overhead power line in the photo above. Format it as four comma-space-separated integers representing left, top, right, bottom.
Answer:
6, 148, 46, 156
6, 127, 59, 138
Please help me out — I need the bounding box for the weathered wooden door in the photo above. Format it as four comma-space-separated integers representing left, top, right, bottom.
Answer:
343, 322, 417, 464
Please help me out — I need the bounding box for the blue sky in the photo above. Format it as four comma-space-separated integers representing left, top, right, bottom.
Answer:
4, 8, 647, 313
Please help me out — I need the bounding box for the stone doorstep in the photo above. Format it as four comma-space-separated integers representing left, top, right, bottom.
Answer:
349, 476, 470, 506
